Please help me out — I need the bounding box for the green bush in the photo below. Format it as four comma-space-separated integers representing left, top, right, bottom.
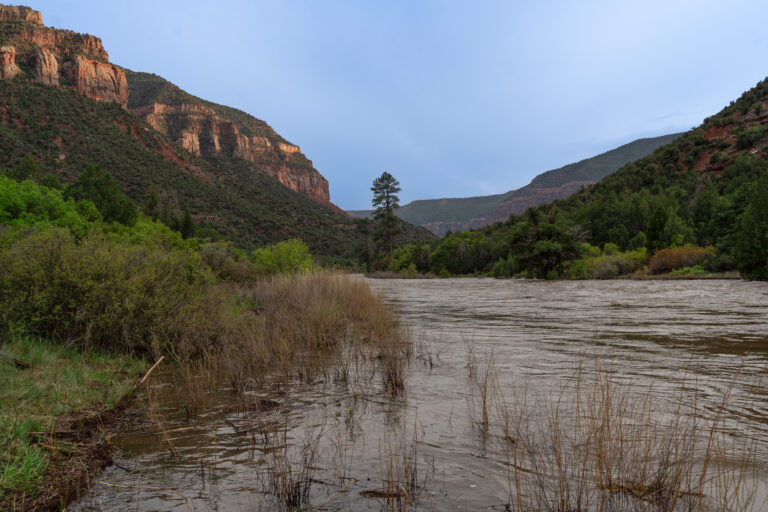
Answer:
252, 238, 313, 275
568, 248, 649, 280
0, 176, 94, 235
64, 164, 137, 226
669, 265, 708, 277
0, 227, 226, 356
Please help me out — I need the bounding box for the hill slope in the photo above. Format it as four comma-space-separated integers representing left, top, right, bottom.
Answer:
124, 70, 338, 209
390, 77, 768, 278
0, 5, 434, 262
350, 133, 682, 236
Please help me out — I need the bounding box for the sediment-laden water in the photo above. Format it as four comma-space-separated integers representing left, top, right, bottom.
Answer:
70, 278, 768, 511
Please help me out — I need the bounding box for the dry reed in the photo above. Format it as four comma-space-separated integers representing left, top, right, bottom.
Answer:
473, 356, 761, 512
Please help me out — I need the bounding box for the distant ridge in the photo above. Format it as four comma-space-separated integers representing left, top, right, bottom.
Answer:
350, 133, 683, 236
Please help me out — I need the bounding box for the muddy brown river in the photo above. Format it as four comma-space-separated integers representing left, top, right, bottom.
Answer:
71, 278, 768, 511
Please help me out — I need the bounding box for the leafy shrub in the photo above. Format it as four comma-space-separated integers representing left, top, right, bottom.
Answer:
669, 265, 708, 277
0, 227, 227, 356
735, 125, 768, 149
569, 248, 649, 279
64, 164, 137, 226
648, 246, 715, 274
0, 176, 95, 235
491, 256, 515, 278
201, 243, 261, 284
252, 238, 313, 275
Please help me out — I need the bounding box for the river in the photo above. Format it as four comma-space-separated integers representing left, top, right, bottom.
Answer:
70, 278, 768, 511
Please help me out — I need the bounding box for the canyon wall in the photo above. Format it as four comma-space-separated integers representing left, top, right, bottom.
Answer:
0, 5, 127, 107
131, 100, 332, 206
0, 4, 335, 208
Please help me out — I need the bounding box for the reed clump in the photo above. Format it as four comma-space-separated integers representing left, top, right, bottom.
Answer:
217, 271, 410, 397
474, 359, 761, 512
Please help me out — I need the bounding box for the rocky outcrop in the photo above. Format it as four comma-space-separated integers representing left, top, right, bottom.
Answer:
0, 4, 126, 107
131, 101, 332, 205
60, 56, 128, 106
177, 131, 201, 156
34, 47, 58, 85
0, 45, 20, 78
0, 5, 41, 24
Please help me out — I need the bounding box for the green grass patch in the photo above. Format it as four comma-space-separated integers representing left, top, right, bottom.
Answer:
0, 337, 146, 498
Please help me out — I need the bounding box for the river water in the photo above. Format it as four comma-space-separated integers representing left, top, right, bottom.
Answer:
71, 278, 768, 511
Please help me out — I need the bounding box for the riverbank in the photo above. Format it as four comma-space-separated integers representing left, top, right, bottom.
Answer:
367, 269, 742, 280
1, 271, 408, 510
0, 337, 147, 511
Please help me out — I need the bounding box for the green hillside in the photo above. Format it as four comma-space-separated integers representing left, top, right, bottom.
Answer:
350, 134, 681, 236
0, 80, 432, 263
388, 78, 768, 279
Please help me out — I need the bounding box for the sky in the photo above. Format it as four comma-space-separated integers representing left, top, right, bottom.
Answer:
29, 0, 768, 209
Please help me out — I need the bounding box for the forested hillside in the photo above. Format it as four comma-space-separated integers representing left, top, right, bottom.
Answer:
388, 78, 768, 279
351, 134, 681, 236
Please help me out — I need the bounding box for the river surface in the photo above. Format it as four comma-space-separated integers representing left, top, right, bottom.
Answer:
71, 278, 768, 511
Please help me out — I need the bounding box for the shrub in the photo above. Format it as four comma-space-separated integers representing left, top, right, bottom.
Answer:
490, 256, 515, 278
64, 164, 137, 226
648, 246, 715, 274
0, 227, 226, 356
252, 238, 313, 275
669, 265, 708, 277
201, 243, 261, 284
0, 176, 94, 235
568, 248, 649, 280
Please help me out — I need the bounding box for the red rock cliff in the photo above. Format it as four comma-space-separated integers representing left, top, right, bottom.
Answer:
0, 4, 128, 107
131, 101, 333, 206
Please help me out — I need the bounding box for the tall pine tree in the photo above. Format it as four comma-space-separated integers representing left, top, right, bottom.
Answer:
371, 172, 401, 265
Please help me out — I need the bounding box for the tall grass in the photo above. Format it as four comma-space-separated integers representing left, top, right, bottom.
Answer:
216, 271, 410, 397
466, 355, 760, 512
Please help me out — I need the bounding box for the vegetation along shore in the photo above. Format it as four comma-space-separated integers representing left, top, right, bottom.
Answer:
1, 3, 767, 510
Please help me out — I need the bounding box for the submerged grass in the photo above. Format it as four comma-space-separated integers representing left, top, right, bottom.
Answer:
467, 353, 762, 512
0, 337, 146, 505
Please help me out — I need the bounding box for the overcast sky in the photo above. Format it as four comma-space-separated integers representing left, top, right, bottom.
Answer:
31, 1, 768, 209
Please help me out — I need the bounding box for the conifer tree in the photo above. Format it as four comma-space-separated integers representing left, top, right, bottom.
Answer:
371, 171, 401, 265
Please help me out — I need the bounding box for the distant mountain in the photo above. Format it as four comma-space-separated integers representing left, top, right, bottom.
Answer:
351, 133, 682, 236
0, 4, 433, 262
393, 76, 768, 278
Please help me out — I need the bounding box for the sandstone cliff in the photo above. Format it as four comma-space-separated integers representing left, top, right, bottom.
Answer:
0, 3, 338, 210
127, 71, 335, 207
0, 4, 127, 106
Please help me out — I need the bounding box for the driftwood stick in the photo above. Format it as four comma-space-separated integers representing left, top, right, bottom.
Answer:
133, 355, 165, 390
0, 352, 30, 369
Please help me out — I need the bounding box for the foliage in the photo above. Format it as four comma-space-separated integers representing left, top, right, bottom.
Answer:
0, 227, 225, 355
648, 246, 715, 274
252, 238, 314, 275
0, 176, 96, 234
371, 171, 402, 264
0, 337, 145, 501
568, 246, 649, 280
0, 79, 433, 265
64, 163, 137, 226
735, 172, 768, 279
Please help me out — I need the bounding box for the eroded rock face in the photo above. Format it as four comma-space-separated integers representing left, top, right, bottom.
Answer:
60, 56, 128, 107
0, 4, 126, 107
132, 101, 332, 205
0, 46, 20, 79
0, 5, 42, 24
177, 131, 201, 156
34, 47, 58, 85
